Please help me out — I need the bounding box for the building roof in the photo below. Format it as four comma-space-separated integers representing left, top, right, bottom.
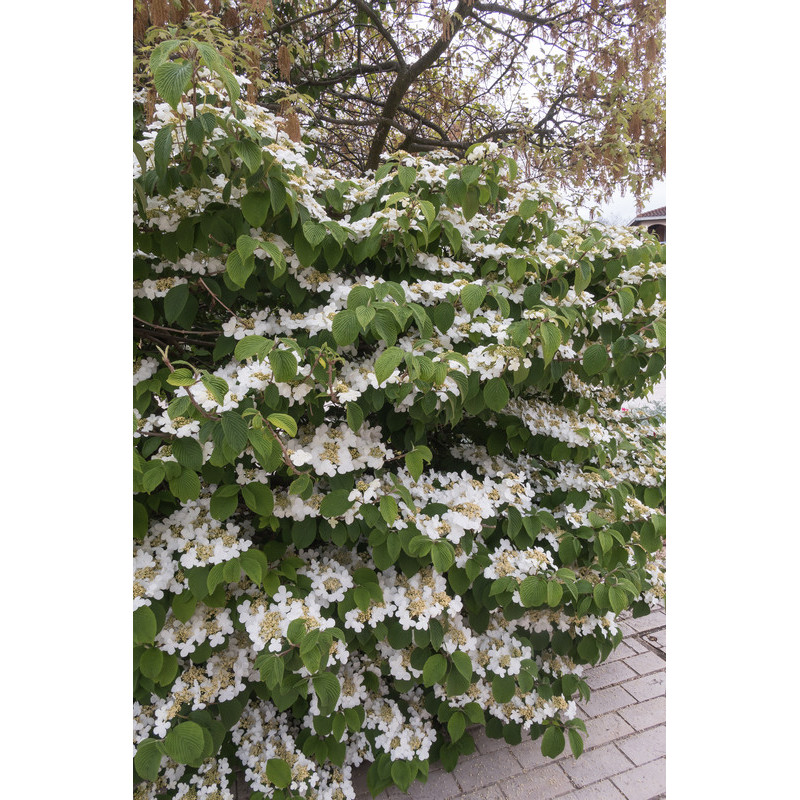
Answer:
633, 206, 666, 219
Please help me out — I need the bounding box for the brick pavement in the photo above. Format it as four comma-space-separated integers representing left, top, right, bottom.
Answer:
351, 608, 666, 800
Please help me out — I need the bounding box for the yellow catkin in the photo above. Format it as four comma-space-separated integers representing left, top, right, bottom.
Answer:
277, 45, 292, 81
150, 0, 168, 28
133, 4, 149, 41
628, 111, 641, 141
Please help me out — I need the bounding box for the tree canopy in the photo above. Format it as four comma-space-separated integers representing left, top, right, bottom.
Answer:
134, 0, 665, 201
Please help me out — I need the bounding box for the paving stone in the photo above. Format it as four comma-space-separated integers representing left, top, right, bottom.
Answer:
585, 660, 637, 690
583, 712, 635, 749
497, 764, 573, 800
559, 743, 633, 788
454, 749, 523, 793
622, 611, 666, 633
610, 757, 666, 800
623, 672, 666, 702
623, 652, 665, 676
617, 696, 665, 732
578, 684, 637, 717
456, 785, 504, 800
386, 768, 461, 800
471, 726, 512, 756
644, 629, 666, 651
559, 780, 627, 800
513, 737, 573, 770
622, 635, 649, 654
606, 642, 639, 662
616, 725, 666, 766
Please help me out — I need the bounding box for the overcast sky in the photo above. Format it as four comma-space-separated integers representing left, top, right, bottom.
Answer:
599, 177, 666, 225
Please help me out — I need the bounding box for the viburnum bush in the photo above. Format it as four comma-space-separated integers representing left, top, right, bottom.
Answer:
133, 38, 666, 800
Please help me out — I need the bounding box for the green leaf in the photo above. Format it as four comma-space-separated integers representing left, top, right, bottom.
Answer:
221, 411, 249, 453
163, 721, 205, 764
240, 549, 267, 584
419, 199, 436, 225
234, 139, 263, 174
266, 758, 292, 789
268, 350, 298, 382
225, 249, 254, 287
172, 591, 197, 623
380, 495, 399, 526
216, 66, 241, 102
134, 739, 163, 783
320, 489, 354, 518
518, 576, 547, 607
154, 59, 193, 108
332, 309, 361, 346
234, 335, 270, 361
540, 322, 562, 367
397, 165, 417, 190
463, 185, 479, 220
149, 39, 182, 72
431, 539, 455, 573
355, 305, 376, 329
168, 468, 201, 503
461, 163, 483, 186
422, 654, 447, 686
153, 124, 174, 179
240, 192, 271, 227
166, 368, 195, 387
312, 672, 341, 714
541, 726, 565, 758
460, 284, 487, 314
267, 413, 297, 437
256, 652, 285, 688
170, 438, 203, 471
139, 647, 164, 680
568, 728, 584, 758
448, 711, 466, 741
405, 451, 424, 482
242, 483, 274, 516
582, 344, 609, 376
653, 318, 666, 347
507, 257, 527, 281
546, 581, 564, 607
261, 241, 287, 277
210, 485, 239, 521
194, 41, 225, 72
518, 198, 537, 219
608, 585, 627, 614
302, 221, 327, 248
200, 373, 228, 406
133, 500, 149, 539
374, 347, 405, 385
433, 302, 455, 333
617, 287, 636, 317
451, 651, 473, 681
164, 283, 189, 324
483, 378, 510, 412
289, 473, 312, 496
492, 675, 515, 703
346, 402, 364, 432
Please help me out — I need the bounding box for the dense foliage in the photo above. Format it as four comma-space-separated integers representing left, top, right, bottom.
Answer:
133, 38, 666, 800
133, 0, 665, 200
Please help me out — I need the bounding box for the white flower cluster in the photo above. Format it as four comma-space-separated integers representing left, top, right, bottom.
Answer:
237, 589, 336, 654
156, 604, 235, 657
134, 495, 254, 610
287, 422, 392, 475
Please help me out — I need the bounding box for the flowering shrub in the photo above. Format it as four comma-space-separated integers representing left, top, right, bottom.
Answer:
133, 39, 666, 800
